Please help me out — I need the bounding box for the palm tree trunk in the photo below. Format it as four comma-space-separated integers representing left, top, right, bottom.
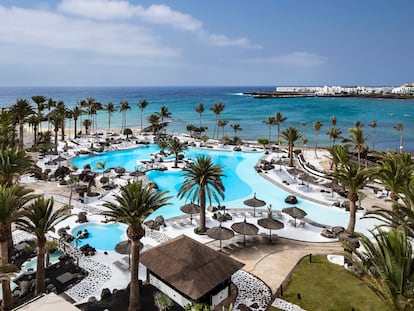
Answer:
74, 119, 78, 139
346, 200, 357, 234
129, 239, 141, 311
1, 239, 13, 311
19, 120, 24, 150
199, 188, 206, 232
289, 144, 294, 167
35, 238, 46, 295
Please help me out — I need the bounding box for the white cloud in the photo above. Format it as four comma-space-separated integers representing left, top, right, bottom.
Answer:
0, 5, 179, 59
247, 52, 327, 67
58, 0, 202, 30
58, 0, 259, 49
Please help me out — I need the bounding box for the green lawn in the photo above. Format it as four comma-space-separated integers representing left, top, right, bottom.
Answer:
271, 255, 389, 311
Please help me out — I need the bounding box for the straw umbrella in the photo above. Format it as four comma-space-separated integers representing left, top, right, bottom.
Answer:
180, 202, 200, 224
115, 240, 143, 268
257, 217, 284, 241
207, 223, 234, 251
231, 217, 259, 246
282, 206, 307, 227
243, 193, 266, 217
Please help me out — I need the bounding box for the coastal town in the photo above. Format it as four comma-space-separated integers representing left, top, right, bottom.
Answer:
245, 83, 414, 99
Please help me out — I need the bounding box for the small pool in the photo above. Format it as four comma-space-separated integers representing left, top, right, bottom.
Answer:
21, 250, 63, 272
71, 223, 128, 251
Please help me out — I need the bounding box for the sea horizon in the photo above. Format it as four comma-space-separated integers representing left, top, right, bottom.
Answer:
1, 85, 413, 152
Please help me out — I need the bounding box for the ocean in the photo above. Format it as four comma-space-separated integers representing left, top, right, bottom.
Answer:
0, 86, 413, 152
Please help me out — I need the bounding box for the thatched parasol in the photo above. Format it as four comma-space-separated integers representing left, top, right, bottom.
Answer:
180, 203, 201, 224
53, 155, 67, 163
282, 206, 307, 227
231, 218, 259, 246
243, 193, 266, 217
114, 240, 143, 255
129, 170, 145, 177
207, 224, 234, 251
257, 217, 284, 241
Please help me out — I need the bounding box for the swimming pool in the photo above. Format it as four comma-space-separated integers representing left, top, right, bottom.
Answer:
71, 223, 128, 251
72, 145, 376, 234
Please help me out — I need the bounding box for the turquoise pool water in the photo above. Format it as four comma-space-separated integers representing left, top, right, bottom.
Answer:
71, 144, 160, 172
72, 145, 376, 233
21, 250, 63, 272
71, 223, 128, 250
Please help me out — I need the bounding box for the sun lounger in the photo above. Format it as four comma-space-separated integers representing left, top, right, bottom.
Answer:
288, 219, 296, 226
299, 221, 306, 228
113, 260, 129, 271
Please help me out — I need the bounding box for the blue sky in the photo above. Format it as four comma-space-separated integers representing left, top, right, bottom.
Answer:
0, 0, 412, 86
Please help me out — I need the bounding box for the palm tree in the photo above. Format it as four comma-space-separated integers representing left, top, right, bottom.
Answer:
368, 120, 377, 151
394, 122, 403, 153
0, 185, 36, 310
218, 119, 228, 141
83, 119, 92, 136
119, 101, 131, 132
194, 102, 205, 129
280, 126, 302, 167
102, 181, 171, 311
0, 109, 17, 148
167, 137, 185, 168
263, 116, 276, 142
313, 120, 323, 158
56, 101, 69, 141
348, 127, 368, 166
210, 102, 225, 139
330, 115, 337, 127
10, 99, 35, 150
300, 121, 307, 139
49, 111, 64, 153
0, 146, 35, 187
230, 124, 242, 141
157, 106, 171, 134
16, 197, 71, 295
26, 115, 40, 148
331, 161, 370, 234
147, 114, 160, 135
31, 96, 47, 132
137, 100, 149, 133
344, 227, 414, 311
178, 155, 225, 233
275, 112, 287, 145
105, 102, 116, 133
327, 127, 342, 147
72, 106, 83, 139
370, 151, 413, 201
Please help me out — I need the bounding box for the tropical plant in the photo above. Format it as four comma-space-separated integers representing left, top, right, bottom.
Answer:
157, 106, 171, 134
313, 120, 323, 158
275, 112, 287, 145
119, 101, 131, 132
185, 303, 210, 311
45, 239, 59, 267
0, 109, 17, 148
210, 102, 225, 139
105, 102, 116, 133
10, 99, 35, 150
16, 197, 71, 295
26, 115, 40, 148
257, 138, 269, 151
230, 124, 242, 141
31, 95, 47, 130
124, 128, 133, 139
138, 99, 149, 133
327, 127, 342, 147
72, 105, 83, 138
348, 126, 368, 166
147, 114, 160, 135
263, 116, 276, 142
218, 119, 228, 141
344, 227, 414, 311
102, 180, 171, 311
368, 120, 377, 151
0, 184, 36, 310
330, 161, 370, 234
369, 151, 414, 201
167, 137, 185, 168
280, 126, 302, 167
300, 121, 307, 139
0, 146, 35, 186
49, 110, 64, 152
195, 102, 205, 129
394, 122, 404, 153
153, 291, 173, 311
83, 119, 92, 136
178, 155, 225, 233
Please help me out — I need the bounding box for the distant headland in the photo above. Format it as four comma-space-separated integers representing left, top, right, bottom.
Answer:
244, 83, 414, 99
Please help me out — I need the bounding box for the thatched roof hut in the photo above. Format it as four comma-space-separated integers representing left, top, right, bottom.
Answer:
140, 234, 244, 308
